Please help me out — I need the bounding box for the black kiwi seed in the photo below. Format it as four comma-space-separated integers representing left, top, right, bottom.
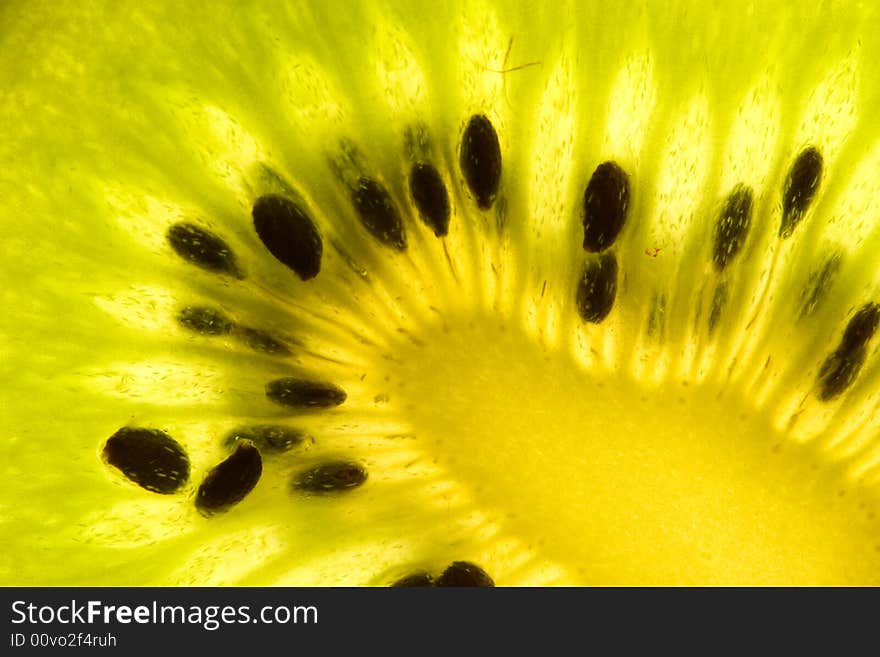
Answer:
460, 114, 502, 210
265, 377, 347, 409
582, 161, 630, 252
351, 176, 407, 250
840, 302, 880, 352
224, 425, 309, 453
712, 184, 754, 272
391, 572, 435, 587
409, 162, 451, 237
816, 346, 867, 402
780, 146, 823, 239
292, 461, 367, 493
177, 306, 234, 336
102, 427, 190, 494
435, 561, 494, 587
195, 441, 262, 516
252, 194, 323, 281
575, 252, 618, 324
166, 222, 243, 278
237, 326, 291, 355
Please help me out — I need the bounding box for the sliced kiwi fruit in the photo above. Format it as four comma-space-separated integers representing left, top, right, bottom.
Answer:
3, 1, 880, 586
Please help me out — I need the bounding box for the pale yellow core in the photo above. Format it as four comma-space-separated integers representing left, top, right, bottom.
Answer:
379, 315, 880, 585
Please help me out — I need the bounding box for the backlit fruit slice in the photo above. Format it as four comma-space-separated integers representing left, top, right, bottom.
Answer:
2, 1, 880, 586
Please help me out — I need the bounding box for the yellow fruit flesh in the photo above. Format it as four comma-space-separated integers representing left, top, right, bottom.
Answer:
383, 316, 880, 584
2, 1, 880, 585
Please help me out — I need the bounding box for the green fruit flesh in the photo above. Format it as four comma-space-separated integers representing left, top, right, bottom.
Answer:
3, 1, 880, 585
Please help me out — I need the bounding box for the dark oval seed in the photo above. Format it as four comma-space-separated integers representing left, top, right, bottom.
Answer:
177, 306, 234, 336
166, 222, 243, 278
225, 425, 309, 453
292, 461, 367, 493
195, 442, 262, 516
712, 184, 754, 272
436, 561, 494, 587
817, 346, 867, 401
409, 162, 451, 237
266, 377, 347, 409
237, 326, 291, 355
252, 194, 322, 281
351, 177, 407, 250
460, 114, 502, 209
840, 303, 880, 352
391, 572, 435, 587
780, 146, 823, 239
582, 161, 630, 252
575, 252, 618, 324
102, 427, 190, 494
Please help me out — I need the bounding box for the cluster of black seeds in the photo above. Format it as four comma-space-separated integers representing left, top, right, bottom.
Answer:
164, 114, 503, 275
177, 306, 291, 355
709, 147, 825, 328
162, 119, 830, 337
707, 181, 753, 332
577, 161, 629, 323
391, 561, 494, 587
103, 424, 365, 513
575, 146, 826, 327
122, 117, 866, 549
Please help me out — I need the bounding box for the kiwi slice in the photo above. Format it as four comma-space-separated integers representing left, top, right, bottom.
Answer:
3, 1, 880, 586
